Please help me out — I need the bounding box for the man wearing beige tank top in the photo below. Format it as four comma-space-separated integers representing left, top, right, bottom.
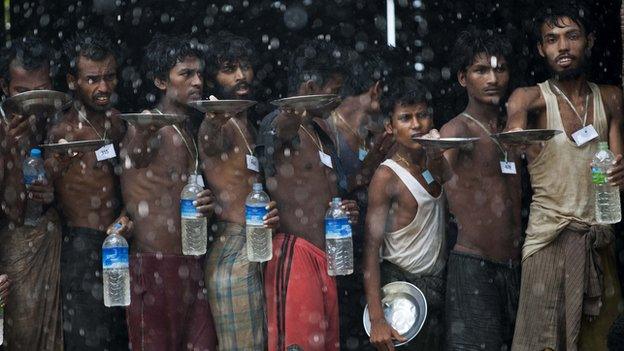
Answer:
505, 4, 624, 351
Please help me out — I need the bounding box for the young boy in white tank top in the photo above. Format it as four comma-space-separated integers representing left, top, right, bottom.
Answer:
363, 78, 446, 351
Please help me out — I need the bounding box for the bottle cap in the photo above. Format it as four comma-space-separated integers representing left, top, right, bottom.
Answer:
253, 183, 263, 191
30, 148, 42, 158
332, 197, 341, 205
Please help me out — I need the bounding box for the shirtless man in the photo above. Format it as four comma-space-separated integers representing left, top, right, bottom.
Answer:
257, 39, 359, 351
364, 78, 446, 351
426, 30, 522, 350
506, 5, 623, 350
200, 33, 278, 350
46, 30, 127, 350
119, 35, 216, 351
0, 36, 62, 350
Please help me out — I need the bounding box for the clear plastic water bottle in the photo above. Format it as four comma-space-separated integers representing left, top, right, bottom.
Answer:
180, 174, 207, 255
0, 305, 4, 345
22, 148, 46, 226
592, 141, 621, 224
245, 183, 272, 262
325, 197, 353, 276
102, 223, 130, 307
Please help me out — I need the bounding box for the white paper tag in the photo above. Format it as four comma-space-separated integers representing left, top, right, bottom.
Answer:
358, 148, 368, 161
319, 151, 333, 169
246, 154, 260, 172
500, 161, 517, 174
190, 174, 205, 188
95, 144, 116, 161
421, 169, 435, 184
571, 124, 599, 146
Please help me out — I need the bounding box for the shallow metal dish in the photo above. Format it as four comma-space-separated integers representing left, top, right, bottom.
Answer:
363, 281, 428, 347
414, 137, 480, 149
2, 90, 72, 117
270, 94, 340, 110
40, 139, 110, 152
188, 99, 257, 113
492, 129, 562, 143
119, 113, 187, 126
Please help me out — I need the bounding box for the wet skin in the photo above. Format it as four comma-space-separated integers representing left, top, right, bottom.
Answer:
214, 59, 254, 100
0, 64, 54, 226
46, 54, 124, 232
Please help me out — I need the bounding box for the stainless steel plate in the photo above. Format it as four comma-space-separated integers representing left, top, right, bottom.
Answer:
363, 281, 428, 347
2, 90, 72, 117
188, 99, 257, 113
492, 129, 562, 143
119, 113, 187, 126
270, 94, 340, 110
414, 137, 480, 149
40, 139, 110, 152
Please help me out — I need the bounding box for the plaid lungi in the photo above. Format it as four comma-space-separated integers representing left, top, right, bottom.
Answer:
205, 221, 267, 350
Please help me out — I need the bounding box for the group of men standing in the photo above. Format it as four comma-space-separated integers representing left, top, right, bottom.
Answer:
0, 2, 623, 351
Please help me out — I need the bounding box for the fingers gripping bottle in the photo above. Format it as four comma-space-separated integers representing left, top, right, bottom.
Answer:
102, 223, 130, 307
325, 197, 354, 276
245, 183, 272, 262
23, 148, 47, 226
181, 174, 208, 255
592, 141, 622, 224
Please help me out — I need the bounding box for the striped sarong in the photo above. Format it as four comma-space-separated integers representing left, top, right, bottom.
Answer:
205, 221, 267, 351
512, 224, 622, 351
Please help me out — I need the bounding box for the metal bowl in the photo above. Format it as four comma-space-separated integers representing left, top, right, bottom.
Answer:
119, 113, 187, 126
413, 137, 480, 149
40, 139, 111, 153
363, 281, 428, 347
2, 90, 72, 117
188, 99, 257, 113
270, 94, 340, 110
492, 129, 562, 144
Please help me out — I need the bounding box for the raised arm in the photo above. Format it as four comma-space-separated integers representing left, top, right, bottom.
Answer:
273, 110, 303, 143
363, 168, 405, 350
505, 87, 543, 131
198, 113, 232, 157
121, 122, 161, 169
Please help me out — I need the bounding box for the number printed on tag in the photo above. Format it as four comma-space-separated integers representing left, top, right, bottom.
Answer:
95, 144, 116, 161
500, 161, 517, 174
246, 154, 260, 172
319, 151, 333, 169
571, 124, 599, 146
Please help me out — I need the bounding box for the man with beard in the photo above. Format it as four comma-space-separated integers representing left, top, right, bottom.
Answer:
46, 30, 128, 350
425, 30, 522, 351
0, 36, 62, 350
506, 4, 623, 350
200, 32, 279, 350
119, 35, 216, 351
257, 39, 359, 351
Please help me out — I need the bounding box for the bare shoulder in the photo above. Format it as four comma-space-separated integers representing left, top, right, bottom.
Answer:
508, 86, 544, 110
440, 115, 470, 138
369, 162, 398, 196
596, 84, 623, 110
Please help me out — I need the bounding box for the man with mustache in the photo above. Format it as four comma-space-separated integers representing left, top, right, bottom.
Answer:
0, 36, 62, 350
426, 30, 522, 351
506, 4, 623, 350
200, 33, 279, 350
119, 34, 216, 351
46, 29, 128, 351
257, 39, 359, 351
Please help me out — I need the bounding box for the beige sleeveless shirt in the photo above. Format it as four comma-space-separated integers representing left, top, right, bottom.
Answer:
523, 81, 608, 260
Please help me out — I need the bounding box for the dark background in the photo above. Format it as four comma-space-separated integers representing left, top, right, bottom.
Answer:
3, 0, 622, 124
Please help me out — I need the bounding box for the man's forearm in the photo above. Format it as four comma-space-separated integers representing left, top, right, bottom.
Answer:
124, 129, 159, 169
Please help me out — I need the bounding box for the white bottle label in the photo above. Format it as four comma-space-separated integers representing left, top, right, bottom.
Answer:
180, 199, 199, 219
325, 218, 352, 239
102, 247, 129, 269
246, 204, 268, 226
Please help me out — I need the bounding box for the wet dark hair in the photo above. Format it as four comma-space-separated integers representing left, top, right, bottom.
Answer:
63, 29, 118, 75
381, 77, 431, 117
287, 39, 347, 94
144, 34, 204, 83
203, 32, 256, 80
342, 48, 389, 97
533, 1, 592, 43
0, 36, 51, 83
451, 29, 512, 74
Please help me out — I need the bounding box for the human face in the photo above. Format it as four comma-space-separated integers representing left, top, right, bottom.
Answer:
68, 54, 118, 111
459, 54, 509, 106
386, 102, 432, 151
538, 17, 592, 79
158, 56, 203, 106
2, 62, 52, 97
214, 59, 253, 99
